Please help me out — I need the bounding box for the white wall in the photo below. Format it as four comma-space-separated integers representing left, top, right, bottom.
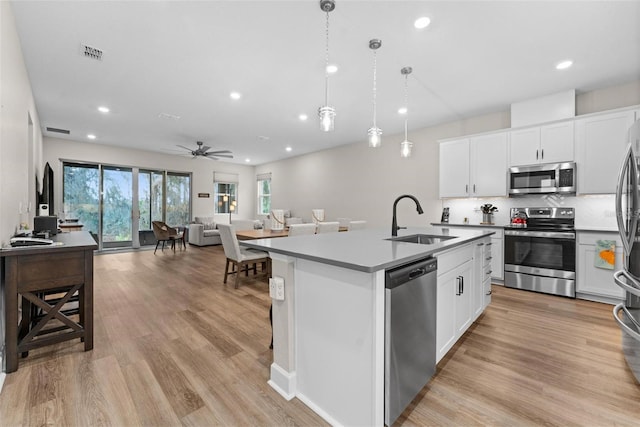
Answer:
43, 137, 256, 224
0, 1, 44, 385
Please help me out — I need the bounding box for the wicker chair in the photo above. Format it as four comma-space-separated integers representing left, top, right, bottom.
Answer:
151, 221, 184, 254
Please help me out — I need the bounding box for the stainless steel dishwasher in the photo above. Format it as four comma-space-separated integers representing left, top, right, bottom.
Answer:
385, 257, 437, 426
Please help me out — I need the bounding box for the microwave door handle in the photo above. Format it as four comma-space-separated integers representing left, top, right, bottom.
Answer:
616, 143, 639, 255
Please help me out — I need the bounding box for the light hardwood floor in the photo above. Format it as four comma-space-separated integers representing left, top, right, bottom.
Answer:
1, 244, 639, 426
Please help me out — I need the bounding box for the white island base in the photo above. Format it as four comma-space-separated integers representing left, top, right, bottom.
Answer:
268, 253, 386, 426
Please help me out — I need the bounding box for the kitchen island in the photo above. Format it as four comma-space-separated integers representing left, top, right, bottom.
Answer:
241, 226, 493, 426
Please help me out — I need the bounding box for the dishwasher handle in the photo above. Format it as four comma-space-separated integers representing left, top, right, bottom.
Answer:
386, 258, 437, 289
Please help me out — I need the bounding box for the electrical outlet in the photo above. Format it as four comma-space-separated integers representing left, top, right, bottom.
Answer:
269, 276, 285, 301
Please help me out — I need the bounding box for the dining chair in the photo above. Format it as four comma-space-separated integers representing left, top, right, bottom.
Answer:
316, 221, 340, 233
217, 223, 271, 288
151, 221, 184, 254
288, 223, 317, 236
347, 220, 367, 231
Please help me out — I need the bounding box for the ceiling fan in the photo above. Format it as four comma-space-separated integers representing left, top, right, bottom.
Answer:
176, 141, 233, 160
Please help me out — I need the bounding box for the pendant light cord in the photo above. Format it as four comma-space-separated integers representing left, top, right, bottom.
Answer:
404, 73, 409, 140
372, 49, 377, 127
324, 11, 330, 106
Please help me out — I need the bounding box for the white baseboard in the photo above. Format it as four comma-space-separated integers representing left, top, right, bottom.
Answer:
296, 392, 343, 427
268, 363, 296, 400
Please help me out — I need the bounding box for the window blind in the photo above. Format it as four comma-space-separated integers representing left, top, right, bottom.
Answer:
213, 172, 238, 183
256, 172, 272, 181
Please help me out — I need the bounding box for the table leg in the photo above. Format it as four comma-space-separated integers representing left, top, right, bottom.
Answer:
4, 258, 19, 373
83, 249, 94, 351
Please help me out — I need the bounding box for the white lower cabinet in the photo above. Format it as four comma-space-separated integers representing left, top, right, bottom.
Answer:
441, 226, 503, 281
436, 241, 487, 363
577, 231, 625, 302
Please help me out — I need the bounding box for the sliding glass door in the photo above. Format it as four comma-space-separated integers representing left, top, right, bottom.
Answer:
63, 161, 191, 251
101, 166, 133, 249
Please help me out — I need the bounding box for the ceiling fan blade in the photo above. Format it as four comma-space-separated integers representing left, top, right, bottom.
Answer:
206, 150, 233, 155
176, 145, 193, 151
205, 153, 234, 159
200, 145, 211, 152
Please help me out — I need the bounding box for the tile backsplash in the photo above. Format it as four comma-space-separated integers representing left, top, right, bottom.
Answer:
441, 194, 617, 229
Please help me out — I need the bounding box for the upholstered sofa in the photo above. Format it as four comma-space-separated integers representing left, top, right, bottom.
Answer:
189, 217, 221, 246
188, 217, 262, 246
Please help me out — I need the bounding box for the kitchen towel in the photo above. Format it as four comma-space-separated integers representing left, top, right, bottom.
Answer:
594, 240, 615, 270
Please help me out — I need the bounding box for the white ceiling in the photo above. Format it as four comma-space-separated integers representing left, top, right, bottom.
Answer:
11, 0, 640, 165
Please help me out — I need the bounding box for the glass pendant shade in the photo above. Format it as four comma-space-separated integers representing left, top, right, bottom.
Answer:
400, 140, 413, 158
368, 127, 382, 148
319, 106, 336, 132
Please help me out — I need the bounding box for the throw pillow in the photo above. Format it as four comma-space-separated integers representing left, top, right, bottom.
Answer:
203, 222, 216, 230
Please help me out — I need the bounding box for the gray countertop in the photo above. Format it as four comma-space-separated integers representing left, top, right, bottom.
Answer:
240, 226, 494, 273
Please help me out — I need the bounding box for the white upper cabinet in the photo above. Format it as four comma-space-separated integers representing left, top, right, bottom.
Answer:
509, 120, 574, 166
440, 132, 507, 198
439, 138, 470, 198
575, 109, 636, 194
470, 133, 508, 197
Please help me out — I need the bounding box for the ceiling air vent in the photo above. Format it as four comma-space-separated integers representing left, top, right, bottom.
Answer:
46, 127, 70, 135
80, 44, 103, 61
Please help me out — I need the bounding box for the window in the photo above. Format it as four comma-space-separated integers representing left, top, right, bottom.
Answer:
257, 172, 271, 215
214, 172, 239, 214
138, 170, 164, 230
166, 172, 191, 226
214, 182, 238, 214
62, 162, 99, 237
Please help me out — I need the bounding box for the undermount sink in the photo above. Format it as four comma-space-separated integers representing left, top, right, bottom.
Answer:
386, 234, 456, 245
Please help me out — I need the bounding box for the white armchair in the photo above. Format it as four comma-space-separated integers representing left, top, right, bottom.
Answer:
188, 216, 221, 246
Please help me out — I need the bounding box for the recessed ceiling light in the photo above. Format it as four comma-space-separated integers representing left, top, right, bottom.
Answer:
414, 16, 431, 29
326, 64, 338, 74
299, 114, 308, 121
97, 106, 110, 113
286, 146, 292, 152
245, 158, 251, 163
87, 134, 96, 140
556, 60, 573, 70
398, 107, 408, 115
230, 92, 242, 100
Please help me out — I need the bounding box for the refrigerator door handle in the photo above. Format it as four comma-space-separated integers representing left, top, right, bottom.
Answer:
613, 303, 640, 340
613, 269, 640, 298
615, 143, 639, 256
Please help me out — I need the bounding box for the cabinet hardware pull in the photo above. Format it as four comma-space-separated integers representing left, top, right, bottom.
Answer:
486, 256, 492, 261
486, 290, 492, 296
536, 149, 539, 160
465, 184, 468, 193
461, 276, 464, 294
486, 270, 492, 275
541, 149, 544, 159
473, 184, 476, 193
486, 243, 492, 246
477, 243, 484, 246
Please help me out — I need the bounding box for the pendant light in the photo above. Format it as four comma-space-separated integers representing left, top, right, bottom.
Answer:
400, 66, 413, 158
318, 0, 336, 132
367, 39, 382, 148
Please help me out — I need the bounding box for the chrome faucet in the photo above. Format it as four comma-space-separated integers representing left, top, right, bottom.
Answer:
392, 194, 424, 236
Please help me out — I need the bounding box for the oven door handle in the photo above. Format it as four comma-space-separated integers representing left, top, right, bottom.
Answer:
504, 230, 575, 239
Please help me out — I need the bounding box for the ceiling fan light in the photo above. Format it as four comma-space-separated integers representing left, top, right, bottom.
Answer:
319, 106, 336, 132
368, 127, 382, 148
400, 140, 413, 158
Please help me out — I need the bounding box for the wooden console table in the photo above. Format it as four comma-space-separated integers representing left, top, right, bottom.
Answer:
1, 231, 97, 373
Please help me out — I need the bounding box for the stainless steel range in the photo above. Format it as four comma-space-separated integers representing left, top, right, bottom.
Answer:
504, 207, 576, 298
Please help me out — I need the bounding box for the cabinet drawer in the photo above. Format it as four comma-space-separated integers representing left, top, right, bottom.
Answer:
577, 231, 622, 246
437, 244, 473, 275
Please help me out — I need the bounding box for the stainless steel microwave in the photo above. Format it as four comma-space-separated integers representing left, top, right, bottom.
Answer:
508, 162, 576, 195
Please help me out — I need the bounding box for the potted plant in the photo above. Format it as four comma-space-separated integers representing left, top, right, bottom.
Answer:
480, 204, 498, 224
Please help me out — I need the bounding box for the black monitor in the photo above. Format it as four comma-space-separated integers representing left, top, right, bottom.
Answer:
34, 216, 58, 236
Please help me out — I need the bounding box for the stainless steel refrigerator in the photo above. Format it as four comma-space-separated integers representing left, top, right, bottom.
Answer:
614, 118, 640, 383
